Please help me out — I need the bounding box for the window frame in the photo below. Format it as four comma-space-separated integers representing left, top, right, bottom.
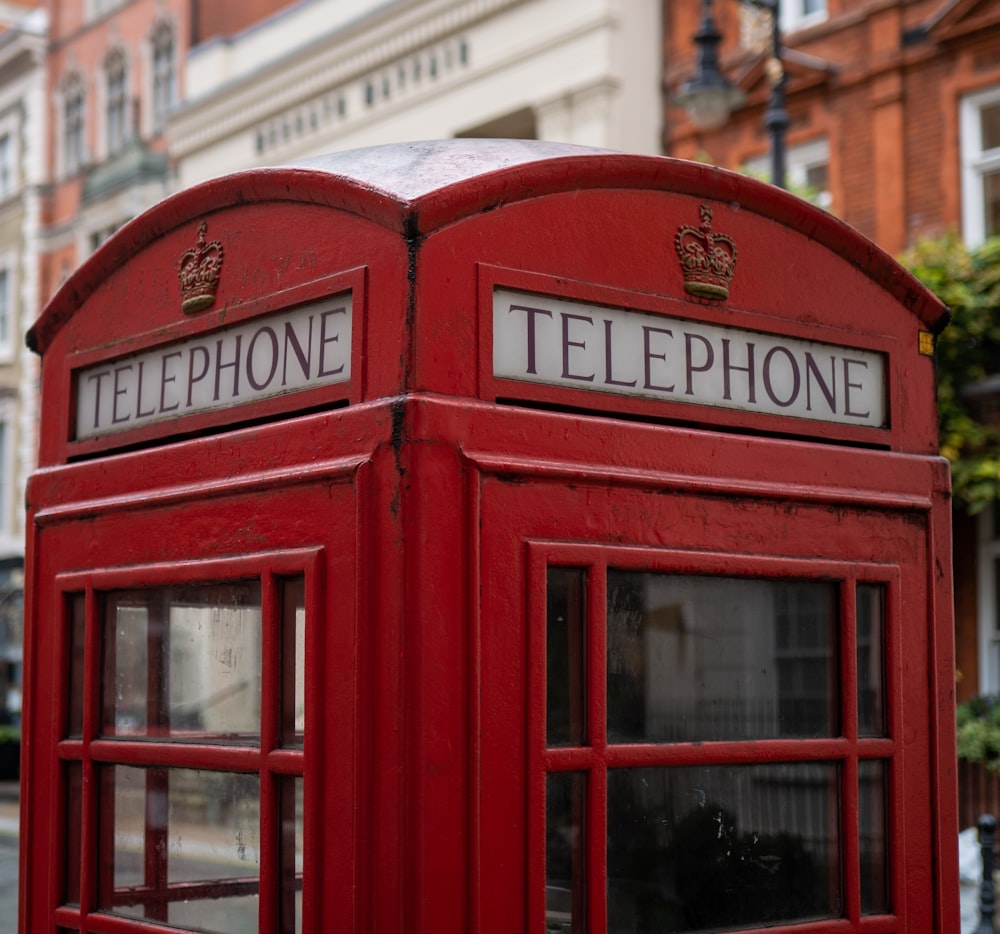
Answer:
530, 541, 902, 932
0, 127, 14, 200
978, 504, 1000, 695
960, 84, 1000, 246
780, 0, 828, 34
744, 137, 831, 207
150, 17, 176, 133
0, 256, 14, 361
61, 73, 86, 178
53, 547, 322, 932
104, 47, 129, 158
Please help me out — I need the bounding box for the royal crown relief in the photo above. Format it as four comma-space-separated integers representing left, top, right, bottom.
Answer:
674, 204, 737, 302
178, 221, 225, 314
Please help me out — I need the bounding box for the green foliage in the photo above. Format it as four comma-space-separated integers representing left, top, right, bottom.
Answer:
957, 696, 1000, 769
901, 235, 1000, 513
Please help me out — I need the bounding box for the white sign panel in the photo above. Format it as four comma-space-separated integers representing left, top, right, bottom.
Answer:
493, 288, 886, 428
76, 294, 352, 439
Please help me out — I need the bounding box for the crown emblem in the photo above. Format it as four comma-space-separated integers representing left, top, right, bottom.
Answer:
674, 204, 737, 301
178, 221, 224, 314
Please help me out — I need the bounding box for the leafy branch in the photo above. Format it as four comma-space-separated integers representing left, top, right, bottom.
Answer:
901, 234, 1000, 513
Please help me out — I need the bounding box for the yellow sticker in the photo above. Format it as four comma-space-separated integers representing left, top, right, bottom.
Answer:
918, 331, 935, 356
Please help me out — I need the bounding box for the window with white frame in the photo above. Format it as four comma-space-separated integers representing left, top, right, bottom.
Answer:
979, 503, 1000, 696
0, 266, 13, 360
63, 74, 86, 177
0, 134, 11, 200
86, 0, 127, 21
105, 49, 128, 157
88, 221, 125, 256
151, 20, 175, 132
0, 417, 8, 539
781, 0, 827, 33
961, 86, 1000, 246
743, 138, 831, 207
742, 0, 826, 47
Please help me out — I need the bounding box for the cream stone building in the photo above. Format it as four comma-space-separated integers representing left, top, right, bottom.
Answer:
0, 2, 45, 725
168, 0, 662, 188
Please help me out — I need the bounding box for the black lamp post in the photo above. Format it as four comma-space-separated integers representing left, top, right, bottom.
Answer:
675, 0, 789, 190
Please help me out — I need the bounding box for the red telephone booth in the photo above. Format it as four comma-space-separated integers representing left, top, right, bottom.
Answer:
21, 140, 958, 934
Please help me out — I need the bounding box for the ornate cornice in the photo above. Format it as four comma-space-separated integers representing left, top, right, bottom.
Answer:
169, 0, 530, 158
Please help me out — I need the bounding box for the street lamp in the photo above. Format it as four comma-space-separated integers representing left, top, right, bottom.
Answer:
675, 0, 789, 190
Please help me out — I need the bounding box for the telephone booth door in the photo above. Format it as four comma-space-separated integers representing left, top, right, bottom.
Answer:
471, 419, 952, 932
25, 430, 364, 932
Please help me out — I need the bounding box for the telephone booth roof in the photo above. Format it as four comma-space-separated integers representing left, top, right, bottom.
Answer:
28, 139, 948, 356
27, 139, 950, 463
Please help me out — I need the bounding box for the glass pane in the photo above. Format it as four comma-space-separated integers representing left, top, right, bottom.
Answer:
67, 593, 85, 738
805, 161, 828, 193
994, 556, 1000, 632
546, 772, 585, 933
987, 169, 1000, 239
547, 569, 586, 747
101, 765, 260, 932
282, 577, 305, 747
857, 584, 887, 737
279, 776, 304, 933
607, 572, 838, 742
63, 762, 82, 905
102, 582, 262, 741
859, 759, 890, 914
982, 101, 1000, 151
607, 764, 841, 931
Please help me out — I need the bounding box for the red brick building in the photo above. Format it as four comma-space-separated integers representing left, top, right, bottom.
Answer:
41, 0, 297, 308
664, 0, 1000, 705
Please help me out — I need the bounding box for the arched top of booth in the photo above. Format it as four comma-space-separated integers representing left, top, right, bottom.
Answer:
28, 139, 946, 355
29, 140, 950, 462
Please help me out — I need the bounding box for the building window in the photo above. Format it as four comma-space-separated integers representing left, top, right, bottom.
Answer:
0, 135, 11, 199
88, 221, 124, 256
744, 138, 831, 208
63, 76, 85, 176
0, 419, 7, 538
0, 268, 12, 358
979, 503, 1000, 694
781, 0, 827, 32
961, 86, 1000, 246
87, 0, 126, 20
151, 21, 175, 131
105, 50, 128, 156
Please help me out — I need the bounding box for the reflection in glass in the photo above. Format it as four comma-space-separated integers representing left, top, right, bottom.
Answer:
279, 777, 304, 932
102, 582, 262, 741
67, 593, 85, 738
547, 772, 585, 934
547, 569, 586, 747
281, 577, 305, 748
64, 762, 82, 905
983, 101, 1000, 151
607, 572, 837, 742
607, 764, 841, 932
857, 584, 887, 737
101, 765, 260, 932
859, 759, 890, 914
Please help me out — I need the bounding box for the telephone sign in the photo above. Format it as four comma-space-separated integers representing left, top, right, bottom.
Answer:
76, 294, 352, 438
492, 287, 886, 426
